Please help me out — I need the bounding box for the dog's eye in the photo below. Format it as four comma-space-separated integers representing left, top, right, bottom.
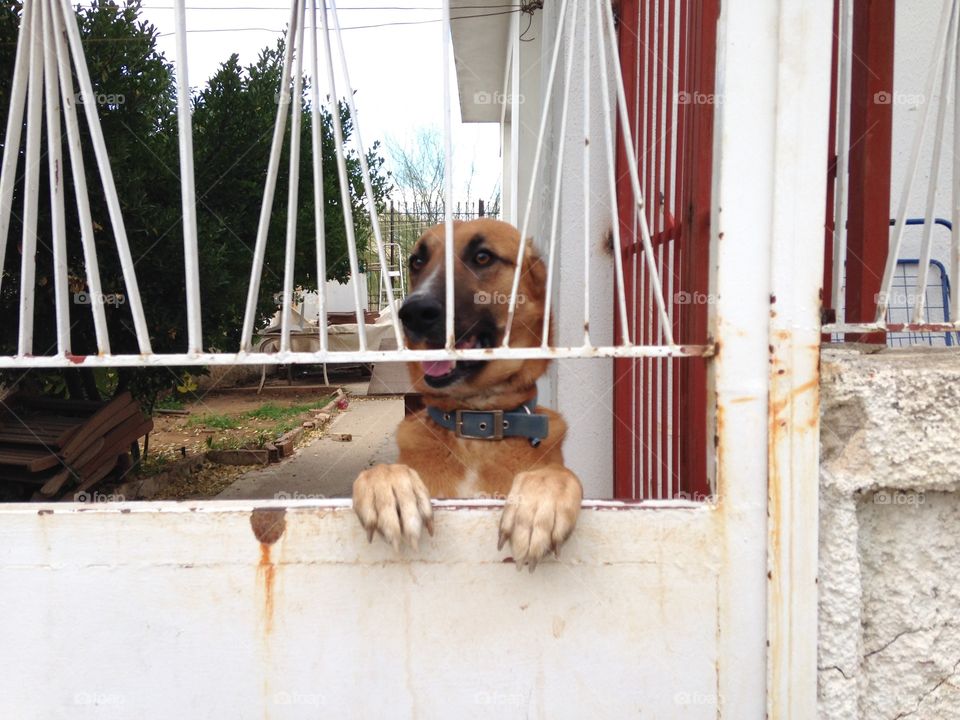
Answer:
473, 250, 493, 266
409, 255, 425, 271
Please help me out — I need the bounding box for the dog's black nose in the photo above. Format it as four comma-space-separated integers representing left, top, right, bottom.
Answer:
399, 294, 444, 337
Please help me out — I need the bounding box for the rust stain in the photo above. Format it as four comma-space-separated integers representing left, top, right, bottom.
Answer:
259, 543, 277, 635
251, 508, 286, 637
250, 508, 286, 545
37, 509, 52, 515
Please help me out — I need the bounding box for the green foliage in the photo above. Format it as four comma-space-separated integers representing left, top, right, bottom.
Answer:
0, 1, 389, 408
187, 412, 238, 430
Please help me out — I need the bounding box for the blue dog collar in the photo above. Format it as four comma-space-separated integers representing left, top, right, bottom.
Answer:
426, 393, 548, 447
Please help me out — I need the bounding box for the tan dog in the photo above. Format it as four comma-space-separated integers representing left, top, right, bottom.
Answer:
352, 219, 582, 570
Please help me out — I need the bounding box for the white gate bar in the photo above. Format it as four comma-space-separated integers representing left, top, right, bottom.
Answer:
17, 0, 42, 356
0, 0, 32, 300
58, 0, 152, 353
508, 12, 520, 226
327, 0, 404, 349
239, 0, 298, 353
0, 343, 714, 369
504, 0, 567, 344
877, 0, 954, 322
280, 0, 306, 355
174, 0, 203, 354
52, 0, 109, 355
510, 0, 569, 347
318, 0, 368, 351
309, 0, 328, 353
541, 0, 580, 348
912, 3, 958, 324
602, 0, 675, 347
954, 7, 960, 325
42, 0, 70, 356
442, 0, 455, 349
581, 0, 592, 347
595, 0, 632, 346
831, 0, 852, 325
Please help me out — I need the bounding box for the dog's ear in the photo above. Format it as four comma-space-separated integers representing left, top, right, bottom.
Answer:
522, 243, 548, 300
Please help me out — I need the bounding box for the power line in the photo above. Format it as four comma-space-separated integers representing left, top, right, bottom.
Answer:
154, 7, 522, 35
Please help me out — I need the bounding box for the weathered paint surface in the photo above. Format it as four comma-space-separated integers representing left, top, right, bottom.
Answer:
1, 500, 724, 719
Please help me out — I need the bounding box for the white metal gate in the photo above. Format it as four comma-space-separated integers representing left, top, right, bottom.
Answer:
0, 1, 828, 717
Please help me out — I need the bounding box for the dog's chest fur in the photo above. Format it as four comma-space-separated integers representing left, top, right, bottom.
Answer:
395, 408, 567, 498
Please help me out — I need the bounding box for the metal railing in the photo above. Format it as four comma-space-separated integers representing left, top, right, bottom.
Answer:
0, 0, 712, 368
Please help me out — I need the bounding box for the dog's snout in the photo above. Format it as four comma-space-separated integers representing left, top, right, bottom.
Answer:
399, 294, 444, 336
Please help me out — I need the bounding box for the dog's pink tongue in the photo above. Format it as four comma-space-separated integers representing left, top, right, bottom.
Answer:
422, 360, 454, 377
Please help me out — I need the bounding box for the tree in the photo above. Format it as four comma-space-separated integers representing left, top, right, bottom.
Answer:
0, 0, 389, 404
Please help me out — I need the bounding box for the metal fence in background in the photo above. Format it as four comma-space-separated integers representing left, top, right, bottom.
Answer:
363, 199, 500, 311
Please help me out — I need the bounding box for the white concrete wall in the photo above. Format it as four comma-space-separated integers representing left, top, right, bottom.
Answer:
819, 346, 960, 719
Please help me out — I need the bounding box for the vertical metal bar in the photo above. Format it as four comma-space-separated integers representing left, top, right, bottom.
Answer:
831, 0, 852, 325
0, 0, 32, 299
602, 0, 675, 345
52, 0, 110, 354
954, 0, 960, 325
280, 0, 306, 354
582, 0, 591, 347
912, 2, 957, 323
18, 0, 43, 356
173, 0, 202, 354
58, 0, 152, 353
309, 0, 328, 353
540, 0, 580, 348
508, 0, 570, 347
42, 0, 70, 355
509, 12, 520, 227
239, 0, 298, 352
595, 0, 631, 345
766, 0, 833, 713
442, 0, 455, 349
318, 0, 368, 350
327, 0, 404, 348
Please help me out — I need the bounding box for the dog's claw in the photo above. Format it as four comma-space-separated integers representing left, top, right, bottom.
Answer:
498, 467, 582, 572
353, 464, 434, 553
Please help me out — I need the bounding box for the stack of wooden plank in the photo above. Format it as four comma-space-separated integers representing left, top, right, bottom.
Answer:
0, 392, 153, 500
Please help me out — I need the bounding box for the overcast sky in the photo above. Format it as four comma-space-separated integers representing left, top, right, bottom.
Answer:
139, 0, 502, 206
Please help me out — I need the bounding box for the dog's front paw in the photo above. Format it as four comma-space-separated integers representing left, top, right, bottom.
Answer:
352, 464, 434, 552
498, 466, 582, 571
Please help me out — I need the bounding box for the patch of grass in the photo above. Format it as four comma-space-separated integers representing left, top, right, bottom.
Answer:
243, 398, 330, 422
187, 413, 239, 430
155, 395, 185, 410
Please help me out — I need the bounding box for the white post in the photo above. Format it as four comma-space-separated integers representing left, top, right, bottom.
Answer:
0, 0, 32, 300
173, 0, 203, 354
42, 0, 70, 355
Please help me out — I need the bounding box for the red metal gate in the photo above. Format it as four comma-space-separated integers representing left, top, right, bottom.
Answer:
613, 0, 718, 500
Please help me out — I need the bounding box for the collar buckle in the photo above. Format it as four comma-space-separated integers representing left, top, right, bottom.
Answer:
455, 409, 504, 440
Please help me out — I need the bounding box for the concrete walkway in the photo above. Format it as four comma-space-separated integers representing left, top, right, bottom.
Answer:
216, 395, 402, 500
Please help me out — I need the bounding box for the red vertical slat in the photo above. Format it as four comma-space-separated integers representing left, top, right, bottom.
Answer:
845, 0, 894, 343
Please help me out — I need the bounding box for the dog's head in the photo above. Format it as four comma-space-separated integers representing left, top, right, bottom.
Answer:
399, 219, 549, 407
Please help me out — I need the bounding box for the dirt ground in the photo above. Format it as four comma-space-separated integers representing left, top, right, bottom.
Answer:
147, 385, 339, 460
